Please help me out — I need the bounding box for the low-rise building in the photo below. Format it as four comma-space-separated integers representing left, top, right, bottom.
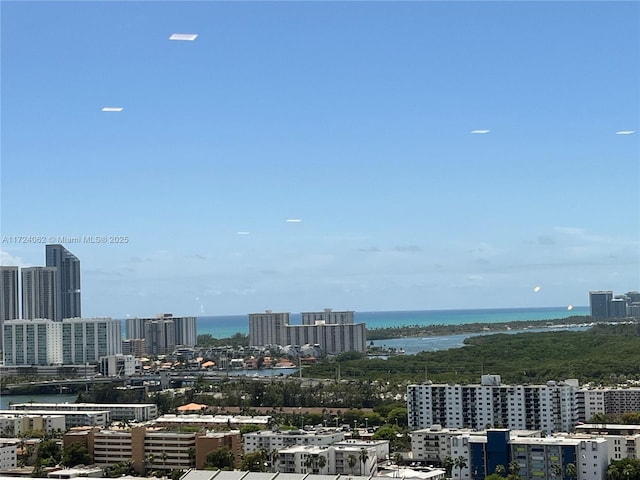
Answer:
0, 413, 66, 436
47, 467, 103, 478
275, 444, 378, 476
9, 403, 157, 422
0, 409, 109, 429
447, 429, 609, 480
154, 414, 270, 429
243, 429, 345, 455
333, 439, 389, 464
0, 441, 18, 471
99, 355, 137, 377
195, 431, 242, 469
71, 426, 240, 475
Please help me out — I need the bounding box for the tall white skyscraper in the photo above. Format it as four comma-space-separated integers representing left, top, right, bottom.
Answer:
21, 267, 57, 321
46, 244, 81, 321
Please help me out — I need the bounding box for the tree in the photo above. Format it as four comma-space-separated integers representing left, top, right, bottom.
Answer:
242, 451, 267, 472
565, 463, 577, 480
203, 448, 235, 470
269, 450, 279, 472
442, 456, 454, 478
494, 464, 506, 477
551, 464, 563, 479
508, 460, 521, 480
386, 407, 408, 427
347, 455, 357, 475
35, 439, 61, 468
454, 456, 467, 479
317, 455, 326, 473
145, 453, 155, 476
62, 443, 92, 467
304, 455, 314, 473
621, 464, 634, 480
359, 448, 370, 475
607, 459, 640, 480
105, 460, 135, 477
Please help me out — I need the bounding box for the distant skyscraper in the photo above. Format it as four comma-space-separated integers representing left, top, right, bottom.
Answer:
172, 315, 197, 346
45, 244, 81, 321
249, 310, 290, 346
126, 313, 196, 349
0, 266, 20, 346
590, 290, 613, 318
249, 308, 366, 355
21, 267, 57, 320
144, 319, 176, 355
611, 297, 628, 318
301, 308, 354, 325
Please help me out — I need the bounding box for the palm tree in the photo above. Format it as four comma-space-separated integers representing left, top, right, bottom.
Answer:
317, 455, 326, 473
621, 464, 634, 480
508, 460, 520, 479
495, 464, 506, 477
359, 448, 369, 475
347, 455, 357, 475
454, 456, 467, 479
227, 450, 235, 470
551, 464, 563, 479
304, 455, 313, 473
566, 463, 577, 480
442, 456, 454, 478
161, 452, 168, 472
145, 453, 155, 476
269, 449, 279, 473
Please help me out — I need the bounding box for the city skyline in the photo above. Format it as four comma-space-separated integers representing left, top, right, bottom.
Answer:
1, 2, 638, 317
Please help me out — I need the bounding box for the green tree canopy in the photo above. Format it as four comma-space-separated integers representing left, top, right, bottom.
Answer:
241, 451, 267, 472
203, 448, 235, 470
62, 443, 92, 467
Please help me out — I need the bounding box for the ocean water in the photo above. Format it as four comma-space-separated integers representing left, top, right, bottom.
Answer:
197, 306, 589, 339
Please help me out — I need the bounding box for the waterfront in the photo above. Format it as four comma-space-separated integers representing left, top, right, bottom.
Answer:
370, 324, 591, 355
195, 306, 590, 339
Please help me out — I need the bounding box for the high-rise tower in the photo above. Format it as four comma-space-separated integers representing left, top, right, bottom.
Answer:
45, 244, 81, 321
589, 290, 613, 318
21, 267, 57, 320
0, 266, 20, 346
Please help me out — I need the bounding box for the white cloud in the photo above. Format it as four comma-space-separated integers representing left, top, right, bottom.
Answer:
0, 249, 29, 267
169, 33, 198, 41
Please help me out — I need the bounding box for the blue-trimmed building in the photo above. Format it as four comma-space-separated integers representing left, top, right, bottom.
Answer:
450, 429, 609, 480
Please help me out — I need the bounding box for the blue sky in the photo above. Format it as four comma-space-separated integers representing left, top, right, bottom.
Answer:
1, 1, 638, 317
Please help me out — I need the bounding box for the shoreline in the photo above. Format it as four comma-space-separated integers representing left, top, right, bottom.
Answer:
366, 315, 593, 341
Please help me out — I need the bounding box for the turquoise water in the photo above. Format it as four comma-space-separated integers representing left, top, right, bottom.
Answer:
197, 306, 589, 338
